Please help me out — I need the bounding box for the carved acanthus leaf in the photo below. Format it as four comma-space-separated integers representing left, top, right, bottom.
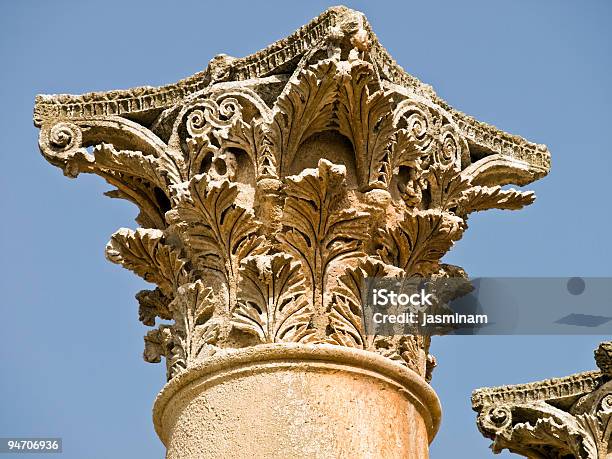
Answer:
389, 128, 426, 171
143, 324, 181, 380
270, 61, 338, 177
337, 61, 395, 189
232, 254, 315, 343
506, 415, 595, 458
460, 185, 536, 213
327, 258, 432, 377
379, 210, 464, 276
277, 159, 369, 313
168, 280, 221, 373
574, 413, 606, 459
172, 178, 268, 306
328, 259, 390, 348
224, 117, 272, 178
136, 288, 172, 326
105, 228, 187, 296
83, 144, 167, 186
143, 327, 166, 364
184, 131, 218, 180
425, 163, 472, 211
388, 129, 427, 207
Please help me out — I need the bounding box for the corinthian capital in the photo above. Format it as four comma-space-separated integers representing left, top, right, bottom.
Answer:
473, 341, 612, 458
34, 7, 556, 459
35, 8, 551, 457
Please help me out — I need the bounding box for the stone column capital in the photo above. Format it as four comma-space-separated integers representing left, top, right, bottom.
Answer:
473, 341, 612, 458
35, 6, 551, 457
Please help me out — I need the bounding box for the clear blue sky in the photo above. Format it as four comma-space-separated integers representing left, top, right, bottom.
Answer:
0, 1, 610, 458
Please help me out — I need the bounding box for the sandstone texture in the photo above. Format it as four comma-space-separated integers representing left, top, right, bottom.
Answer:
35, 6, 551, 458
473, 341, 612, 458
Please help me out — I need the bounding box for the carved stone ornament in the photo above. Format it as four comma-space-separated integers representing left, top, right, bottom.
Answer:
473, 341, 612, 458
35, 6, 550, 457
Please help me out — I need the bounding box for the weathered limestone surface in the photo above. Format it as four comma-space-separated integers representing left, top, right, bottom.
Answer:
155, 345, 439, 459
35, 6, 550, 458
473, 341, 612, 458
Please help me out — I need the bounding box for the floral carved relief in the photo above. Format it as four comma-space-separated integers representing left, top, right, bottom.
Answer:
35, 7, 549, 382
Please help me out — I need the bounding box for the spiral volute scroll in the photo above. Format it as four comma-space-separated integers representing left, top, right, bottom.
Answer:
479, 405, 513, 434
185, 97, 242, 137
436, 125, 466, 170
600, 394, 612, 413
393, 101, 437, 154
39, 121, 83, 159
